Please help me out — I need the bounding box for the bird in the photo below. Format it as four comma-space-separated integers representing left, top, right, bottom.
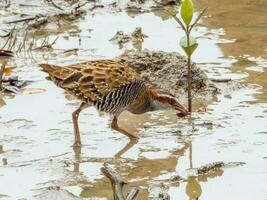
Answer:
39, 60, 188, 147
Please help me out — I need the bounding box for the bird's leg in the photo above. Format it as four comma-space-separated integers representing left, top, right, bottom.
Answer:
111, 116, 139, 139
72, 102, 88, 148
73, 145, 81, 173
114, 139, 138, 158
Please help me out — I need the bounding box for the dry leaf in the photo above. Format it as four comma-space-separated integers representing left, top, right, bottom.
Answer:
3, 65, 15, 76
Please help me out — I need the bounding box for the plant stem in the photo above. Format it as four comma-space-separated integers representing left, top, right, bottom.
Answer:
189, 141, 193, 169
187, 55, 192, 112
186, 27, 192, 113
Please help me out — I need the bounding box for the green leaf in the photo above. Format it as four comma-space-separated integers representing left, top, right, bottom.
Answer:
181, 0, 194, 26
189, 7, 207, 32
179, 36, 198, 56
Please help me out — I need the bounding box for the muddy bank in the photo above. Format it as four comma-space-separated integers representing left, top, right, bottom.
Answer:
110, 27, 148, 49
0, 0, 179, 31
95, 0, 180, 14
117, 49, 212, 98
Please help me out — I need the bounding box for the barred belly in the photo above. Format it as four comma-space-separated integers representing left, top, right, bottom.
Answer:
93, 81, 146, 115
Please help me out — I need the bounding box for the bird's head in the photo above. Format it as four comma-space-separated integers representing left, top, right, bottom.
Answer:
149, 89, 188, 117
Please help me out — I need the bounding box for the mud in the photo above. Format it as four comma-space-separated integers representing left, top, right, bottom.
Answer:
125, 0, 180, 13
110, 27, 148, 50
196, 161, 245, 175
117, 49, 211, 98
1, 1, 87, 32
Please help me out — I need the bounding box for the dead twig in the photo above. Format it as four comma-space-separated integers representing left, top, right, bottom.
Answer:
73, 1, 88, 10
31, 36, 59, 50
210, 78, 231, 83
0, 31, 11, 38
101, 164, 125, 200
1, 26, 58, 56
48, 0, 64, 10
126, 188, 139, 200
89, 4, 104, 11
1, 26, 16, 49
6, 15, 42, 24
101, 164, 139, 200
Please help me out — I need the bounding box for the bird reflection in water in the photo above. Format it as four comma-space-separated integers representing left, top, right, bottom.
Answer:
72, 139, 138, 174
69, 121, 224, 199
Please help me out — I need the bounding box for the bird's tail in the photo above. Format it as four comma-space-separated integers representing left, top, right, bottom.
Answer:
39, 63, 75, 87
39, 63, 62, 82
39, 63, 59, 74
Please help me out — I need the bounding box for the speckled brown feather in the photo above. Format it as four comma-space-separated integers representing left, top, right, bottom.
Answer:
39, 60, 140, 102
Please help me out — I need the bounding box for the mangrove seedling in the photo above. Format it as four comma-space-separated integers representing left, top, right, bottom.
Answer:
172, 0, 207, 113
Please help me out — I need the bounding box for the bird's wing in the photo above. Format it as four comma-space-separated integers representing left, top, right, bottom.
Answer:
39, 64, 73, 81
40, 60, 140, 101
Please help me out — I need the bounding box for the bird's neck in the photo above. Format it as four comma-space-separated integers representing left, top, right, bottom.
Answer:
127, 89, 154, 114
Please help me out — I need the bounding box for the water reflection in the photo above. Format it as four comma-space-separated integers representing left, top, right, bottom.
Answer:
114, 139, 138, 158
72, 139, 138, 174
65, 113, 227, 199
186, 176, 202, 200
69, 136, 227, 199
186, 141, 202, 200
76, 141, 190, 199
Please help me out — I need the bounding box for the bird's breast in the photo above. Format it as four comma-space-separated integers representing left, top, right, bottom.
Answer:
94, 81, 147, 115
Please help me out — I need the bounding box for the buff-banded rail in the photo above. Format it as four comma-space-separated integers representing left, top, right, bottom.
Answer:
39, 60, 188, 147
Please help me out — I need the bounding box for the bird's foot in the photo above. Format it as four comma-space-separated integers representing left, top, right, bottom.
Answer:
128, 134, 139, 140
72, 141, 81, 149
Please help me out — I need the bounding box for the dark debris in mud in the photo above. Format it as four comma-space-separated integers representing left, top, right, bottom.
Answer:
110, 27, 148, 49
1, 74, 33, 94
199, 161, 246, 172
117, 49, 213, 98
168, 161, 246, 184
0, 55, 28, 94
0, 59, 33, 94
197, 161, 226, 175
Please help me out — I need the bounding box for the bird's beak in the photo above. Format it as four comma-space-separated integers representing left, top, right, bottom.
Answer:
174, 102, 188, 117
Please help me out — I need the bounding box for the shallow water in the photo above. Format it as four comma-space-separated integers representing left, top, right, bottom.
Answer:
0, 0, 267, 199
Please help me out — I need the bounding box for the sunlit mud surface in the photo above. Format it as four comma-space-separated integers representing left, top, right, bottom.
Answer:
0, 0, 267, 199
